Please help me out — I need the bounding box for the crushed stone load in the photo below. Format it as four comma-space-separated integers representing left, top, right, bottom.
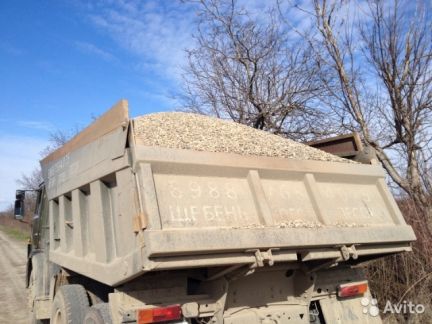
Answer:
133, 112, 352, 163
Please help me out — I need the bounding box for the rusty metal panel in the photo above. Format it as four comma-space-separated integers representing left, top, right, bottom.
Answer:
307, 132, 363, 159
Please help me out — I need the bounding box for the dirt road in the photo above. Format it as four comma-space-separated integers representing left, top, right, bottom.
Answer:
0, 230, 30, 323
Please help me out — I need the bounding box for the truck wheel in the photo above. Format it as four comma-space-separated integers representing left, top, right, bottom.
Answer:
84, 303, 113, 324
51, 284, 89, 324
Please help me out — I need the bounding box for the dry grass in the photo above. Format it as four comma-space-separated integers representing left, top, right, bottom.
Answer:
366, 199, 432, 323
0, 225, 29, 241
0, 204, 32, 241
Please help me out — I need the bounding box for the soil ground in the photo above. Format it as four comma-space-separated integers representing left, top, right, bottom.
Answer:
0, 230, 30, 323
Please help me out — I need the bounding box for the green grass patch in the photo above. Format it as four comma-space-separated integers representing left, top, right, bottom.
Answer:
0, 225, 30, 242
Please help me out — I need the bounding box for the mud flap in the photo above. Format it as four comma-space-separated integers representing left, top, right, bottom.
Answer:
319, 295, 382, 324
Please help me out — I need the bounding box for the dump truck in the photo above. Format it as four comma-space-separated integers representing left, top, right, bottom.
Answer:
15, 100, 416, 324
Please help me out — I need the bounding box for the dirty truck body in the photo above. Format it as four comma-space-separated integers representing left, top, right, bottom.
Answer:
28, 100, 415, 324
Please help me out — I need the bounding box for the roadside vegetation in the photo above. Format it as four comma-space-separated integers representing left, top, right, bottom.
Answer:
367, 199, 432, 323
0, 224, 29, 242
0, 210, 30, 242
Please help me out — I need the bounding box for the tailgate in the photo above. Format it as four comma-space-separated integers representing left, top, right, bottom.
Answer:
135, 147, 415, 264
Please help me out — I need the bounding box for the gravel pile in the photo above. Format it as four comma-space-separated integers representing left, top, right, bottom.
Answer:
134, 112, 351, 163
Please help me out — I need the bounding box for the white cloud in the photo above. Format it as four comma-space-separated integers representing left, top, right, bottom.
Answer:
17, 120, 55, 132
74, 41, 116, 61
84, 0, 197, 83
78, 0, 378, 85
0, 135, 47, 211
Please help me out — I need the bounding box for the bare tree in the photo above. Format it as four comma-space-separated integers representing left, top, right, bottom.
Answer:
181, 0, 332, 140
39, 128, 79, 158
183, 0, 432, 217
9, 128, 78, 218
300, 0, 432, 222
16, 168, 44, 191
15, 129, 74, 198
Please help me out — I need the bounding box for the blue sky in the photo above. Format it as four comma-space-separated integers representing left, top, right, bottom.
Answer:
0, 0, 384, 209
0, 0, 199, 209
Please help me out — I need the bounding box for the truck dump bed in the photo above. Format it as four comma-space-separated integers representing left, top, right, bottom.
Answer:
41, 100, 415, 286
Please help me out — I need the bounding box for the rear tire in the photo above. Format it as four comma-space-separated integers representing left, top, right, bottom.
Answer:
50, 284, 89, 324
84, 303, 113, 324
